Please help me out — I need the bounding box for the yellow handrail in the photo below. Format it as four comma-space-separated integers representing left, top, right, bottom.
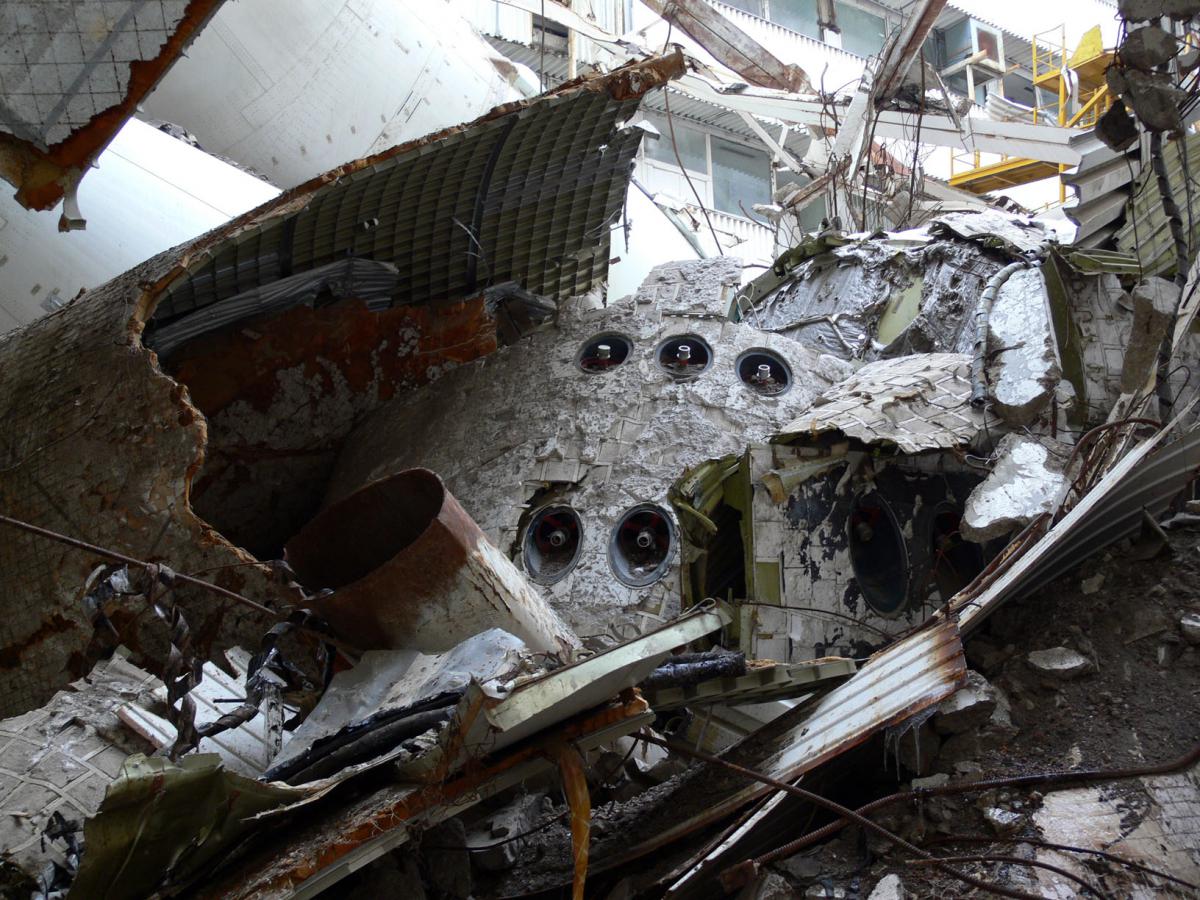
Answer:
1066, 85, 1111, 129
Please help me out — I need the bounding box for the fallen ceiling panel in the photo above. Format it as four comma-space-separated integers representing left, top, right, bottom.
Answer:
0, 0, 226, 211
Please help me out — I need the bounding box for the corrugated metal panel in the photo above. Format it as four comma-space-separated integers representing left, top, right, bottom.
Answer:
1062, 129, 1137, 249
0, 1, 225, 209
146, 54, 685, 333
1113, 132, 1200, 276
597, 620, 965, 866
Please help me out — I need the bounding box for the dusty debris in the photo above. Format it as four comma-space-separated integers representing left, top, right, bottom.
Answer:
1180, 612, 1200, 644
933, 670, 997, 735
866, 873, 906, 900
1026, 647, 1094, 680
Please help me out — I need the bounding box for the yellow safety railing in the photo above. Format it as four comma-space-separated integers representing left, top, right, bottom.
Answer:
1031, 25, 1067, 127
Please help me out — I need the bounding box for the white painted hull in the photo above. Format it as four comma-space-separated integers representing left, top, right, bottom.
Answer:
141, 0, 525, 188
0, 118, 280, 333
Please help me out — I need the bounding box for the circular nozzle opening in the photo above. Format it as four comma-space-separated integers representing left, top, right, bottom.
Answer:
609, 504, 675, 587
523, 505, 584, 584
284, 469, 445, 591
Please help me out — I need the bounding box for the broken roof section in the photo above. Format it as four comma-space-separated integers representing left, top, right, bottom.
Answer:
144, 50, 687, 336
0, 0, 226, 211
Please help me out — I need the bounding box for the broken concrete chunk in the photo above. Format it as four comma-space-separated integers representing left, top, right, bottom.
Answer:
1097, 98, 1140, 151
739, 872, 797, 900
1180, 612, 1200, 645
1120, 0, 1200, 19
985, 266, 1061, 427
983, 807, 1023, 836
1121, 277, 1181, 392
934, 670, 998, 735
1081, 574, 1106, 595
867, 874, 906, 900
961, 434, 1068, 543
804, 884, 847, 899
1026, 647, 1093, 680
1121, 69, 1186, 133
1120, 25, 1180, 71
911, 773, 950, 789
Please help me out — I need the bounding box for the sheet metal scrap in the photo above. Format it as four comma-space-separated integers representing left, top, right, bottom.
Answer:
68, 753, 312, 900
483, 620, 965, 897
950, 412, 1200, 633
774, 353, 1001, 453
658, 619, 966, 894
398, 604, 730, 784
642, 656, 858, 712
208, 692, 655, 899
12, 609, 721, 898
0, 1, 226, 212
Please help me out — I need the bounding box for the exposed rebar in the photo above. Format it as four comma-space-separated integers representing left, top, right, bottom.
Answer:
634, 732, 1045, 899
924, 834, 1198, 891
0, 512, 280, 618
903, 854, 1111, 899
734, 740, 1200, 878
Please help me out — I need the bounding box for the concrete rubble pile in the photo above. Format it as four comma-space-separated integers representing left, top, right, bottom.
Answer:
0, 7, 1200, 900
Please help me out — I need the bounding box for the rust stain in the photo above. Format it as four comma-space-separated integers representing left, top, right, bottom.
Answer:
0, 0, 228, 211
166, 298, 497, 417
284, 469, 472, 650
204, 694, 649, 898
0, 613, 77, 670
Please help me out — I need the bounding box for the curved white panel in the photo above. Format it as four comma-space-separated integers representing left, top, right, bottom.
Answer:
141, 0, 525, 188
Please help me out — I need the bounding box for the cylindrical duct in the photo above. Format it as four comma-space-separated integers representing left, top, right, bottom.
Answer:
284, 469, 578, 655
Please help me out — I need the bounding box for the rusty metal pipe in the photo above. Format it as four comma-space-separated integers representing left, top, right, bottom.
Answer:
284, 468, 578, 655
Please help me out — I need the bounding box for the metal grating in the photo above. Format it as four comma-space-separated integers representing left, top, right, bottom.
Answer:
0, 0, 224, 210
149, 77, 660, 330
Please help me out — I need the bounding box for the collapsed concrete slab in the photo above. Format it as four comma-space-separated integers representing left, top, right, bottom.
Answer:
984, 265, 1062, 427
961, 434, 1070, 543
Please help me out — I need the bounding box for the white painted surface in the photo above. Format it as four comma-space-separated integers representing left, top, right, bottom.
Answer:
142, 0, 524, 188
0, 118, 280, 334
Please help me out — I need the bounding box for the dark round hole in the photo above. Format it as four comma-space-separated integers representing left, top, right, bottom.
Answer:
578, 333, 632, 373
656, 334, 712, 378
523, 506, 583, 584
284, 469, 444, 591
609, 504, 675, 587
737, 349, 792, 396
848, 491, 909, 616
929, 503, 984, 601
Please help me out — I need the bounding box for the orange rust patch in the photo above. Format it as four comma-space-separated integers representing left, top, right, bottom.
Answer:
167, 298, 498, 417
